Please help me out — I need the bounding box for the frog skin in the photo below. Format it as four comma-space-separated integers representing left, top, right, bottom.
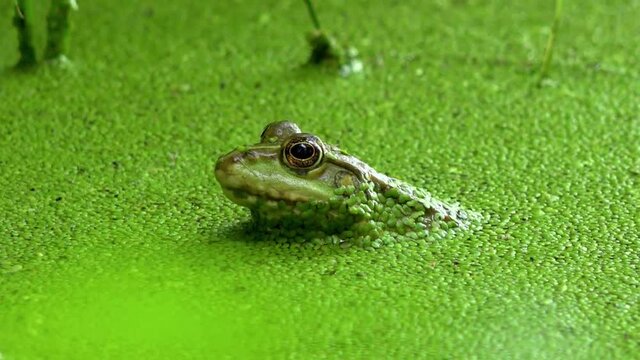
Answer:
215, 121, 473, 239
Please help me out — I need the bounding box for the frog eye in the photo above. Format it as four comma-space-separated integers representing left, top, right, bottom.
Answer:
282, 135, 323, 169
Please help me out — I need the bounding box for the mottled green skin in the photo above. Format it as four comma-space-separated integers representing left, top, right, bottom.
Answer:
215, 121, 474, 242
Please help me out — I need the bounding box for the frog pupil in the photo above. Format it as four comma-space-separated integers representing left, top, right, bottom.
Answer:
291, 143, 314, 160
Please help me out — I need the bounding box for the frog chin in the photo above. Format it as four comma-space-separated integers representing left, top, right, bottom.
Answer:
221, 186, 285, 205
221, 188, 283, 208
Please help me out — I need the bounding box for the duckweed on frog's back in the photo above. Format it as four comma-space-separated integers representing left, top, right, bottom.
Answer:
215, 121, 478, 245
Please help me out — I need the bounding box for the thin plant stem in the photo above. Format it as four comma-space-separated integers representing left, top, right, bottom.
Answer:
13, 0, 37, 67
538, 0, 563, 84
44, 0, 77, 61
303, 0, 322, 30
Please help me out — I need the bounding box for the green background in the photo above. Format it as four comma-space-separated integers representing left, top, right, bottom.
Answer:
1, 0, 638, 358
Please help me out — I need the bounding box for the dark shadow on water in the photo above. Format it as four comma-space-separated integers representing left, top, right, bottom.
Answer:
1, 60, 79, 82
201, 217, 364, 259
1, 63, 38, 78
279, 62, 342, 85
212, 219, 261, 244
269, 58, 366, 87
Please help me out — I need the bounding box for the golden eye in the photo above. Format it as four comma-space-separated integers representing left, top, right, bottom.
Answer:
283, 135, 323, 169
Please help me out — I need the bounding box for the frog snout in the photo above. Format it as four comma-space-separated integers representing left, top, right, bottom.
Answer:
214, 153, 232, 180
215, 148, 266, 172
214, 154, 229, 172
215, 149, 251, 184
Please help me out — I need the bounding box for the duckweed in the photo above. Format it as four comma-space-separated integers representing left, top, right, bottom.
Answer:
0, 0, 637, 359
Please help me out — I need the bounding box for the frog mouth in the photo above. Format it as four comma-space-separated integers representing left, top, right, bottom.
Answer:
221, 186, 303, 207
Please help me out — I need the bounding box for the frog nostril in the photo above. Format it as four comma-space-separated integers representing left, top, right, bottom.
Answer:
246, 150, 259, 159
215, 151, 247, 174
214, 157, 225, 172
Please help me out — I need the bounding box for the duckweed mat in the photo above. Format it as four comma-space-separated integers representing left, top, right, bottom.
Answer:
0, 0, 638, 358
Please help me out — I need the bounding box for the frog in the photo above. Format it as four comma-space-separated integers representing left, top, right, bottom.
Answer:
214, 121, 475, 241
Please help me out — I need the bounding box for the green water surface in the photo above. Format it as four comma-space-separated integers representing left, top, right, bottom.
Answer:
0, 0, 638, 358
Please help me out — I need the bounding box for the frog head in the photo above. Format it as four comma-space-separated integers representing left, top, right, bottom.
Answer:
214, 121, 368, 210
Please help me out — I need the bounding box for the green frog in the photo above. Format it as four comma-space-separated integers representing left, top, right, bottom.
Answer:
215, 121, 475, 241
